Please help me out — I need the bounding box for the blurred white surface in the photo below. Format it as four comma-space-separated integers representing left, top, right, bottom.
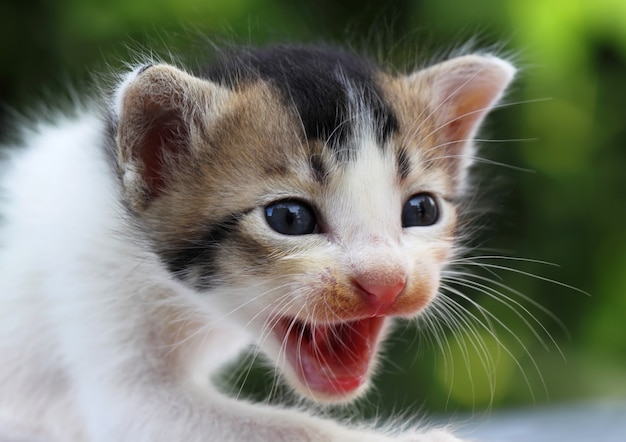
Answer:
458, 401, 626, 442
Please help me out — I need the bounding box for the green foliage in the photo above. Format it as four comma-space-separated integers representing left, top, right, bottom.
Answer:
2, 0, 625, 414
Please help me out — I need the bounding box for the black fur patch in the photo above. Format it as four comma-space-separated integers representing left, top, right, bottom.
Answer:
199, 45, 398, 156
159, 210, 251, 290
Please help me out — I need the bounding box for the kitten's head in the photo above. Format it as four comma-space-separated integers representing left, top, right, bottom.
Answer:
112, 46, 515, 402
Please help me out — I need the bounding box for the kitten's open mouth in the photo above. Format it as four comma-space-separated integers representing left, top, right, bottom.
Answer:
274, 316, 385, 397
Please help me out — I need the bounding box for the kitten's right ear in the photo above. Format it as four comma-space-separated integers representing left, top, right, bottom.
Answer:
401, 54, 515, 190
114, 64, 229, 209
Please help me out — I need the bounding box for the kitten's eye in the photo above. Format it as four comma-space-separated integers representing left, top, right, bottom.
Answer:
402, 193, 439, 227
265, 200, 318, 235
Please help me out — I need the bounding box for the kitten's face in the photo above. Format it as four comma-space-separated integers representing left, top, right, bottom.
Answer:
114, 48, 514, 402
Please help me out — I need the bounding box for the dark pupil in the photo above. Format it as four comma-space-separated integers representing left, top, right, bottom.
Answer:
402, 193, 439, 227
265, 200, 317, 235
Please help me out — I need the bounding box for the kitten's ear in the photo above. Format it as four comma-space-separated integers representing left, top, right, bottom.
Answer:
407, 54, 515, 180
114, 64, 228, 209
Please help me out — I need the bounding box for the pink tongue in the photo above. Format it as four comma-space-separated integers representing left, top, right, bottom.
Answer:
286, 317, 384, 395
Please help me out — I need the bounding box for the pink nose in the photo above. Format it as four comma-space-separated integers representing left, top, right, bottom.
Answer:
354, 278, 406, 309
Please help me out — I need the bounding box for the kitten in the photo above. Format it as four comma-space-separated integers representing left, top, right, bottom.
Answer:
0, 44, 514, 441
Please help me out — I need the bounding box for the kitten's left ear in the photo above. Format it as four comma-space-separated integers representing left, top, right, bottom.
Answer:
406, 55, 515, 182
113, 64, 230, 210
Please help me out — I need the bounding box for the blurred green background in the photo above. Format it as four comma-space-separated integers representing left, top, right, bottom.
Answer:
1, 0, 625, 417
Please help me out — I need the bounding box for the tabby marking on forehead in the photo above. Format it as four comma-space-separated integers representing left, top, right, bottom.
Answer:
198, 45, 399, 153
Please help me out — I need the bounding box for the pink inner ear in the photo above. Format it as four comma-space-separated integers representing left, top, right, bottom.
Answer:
433, 58, 514, 146
440, 73, 505, 145
137, 108, 189, 198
